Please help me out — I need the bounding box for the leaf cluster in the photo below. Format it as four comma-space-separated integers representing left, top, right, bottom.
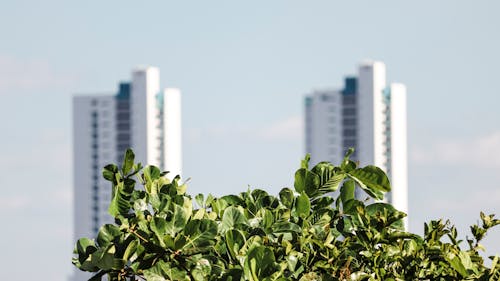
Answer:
73, 149, 500, 280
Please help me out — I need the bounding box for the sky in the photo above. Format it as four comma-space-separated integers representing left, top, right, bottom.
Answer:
0, 1, 499, 280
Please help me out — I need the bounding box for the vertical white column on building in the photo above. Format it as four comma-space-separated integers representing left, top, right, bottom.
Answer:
389, 83, 408, 228
73, 97, 93, 244
307, 92, 323, 165
330, 92, 343, 165
131, 67, 161, 167
97, 96, 116, 226
163, 88, 182, 178
310, 92, 328, 165
357, 61, 387, 169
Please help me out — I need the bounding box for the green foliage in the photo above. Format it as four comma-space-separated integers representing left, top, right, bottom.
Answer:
73, 149, 500, 280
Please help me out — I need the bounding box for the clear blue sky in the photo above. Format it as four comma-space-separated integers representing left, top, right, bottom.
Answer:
0, 1, 499, 280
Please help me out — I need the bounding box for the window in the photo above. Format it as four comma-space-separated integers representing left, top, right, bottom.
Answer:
117, 143, 129, 151
343, 96, 356, 105
343, 129, 356, 137
117, 133, 129, 142
117, 123, 130, 131
343, 139, 356, 147
116, 102, 129, 111
117, 113, 129, 121
343, 118, 356, 126
342, 108, 356, 116
321, 94, 333, 102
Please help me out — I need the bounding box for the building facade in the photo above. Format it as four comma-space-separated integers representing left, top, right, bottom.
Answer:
72, 67, 182, 280
305, 61, 408, 226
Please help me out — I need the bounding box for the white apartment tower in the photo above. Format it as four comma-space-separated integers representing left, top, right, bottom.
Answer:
305, 61, 408, 225
72, 67, 181, 281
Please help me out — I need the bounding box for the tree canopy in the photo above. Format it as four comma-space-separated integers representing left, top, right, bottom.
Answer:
73, 149, 500, 280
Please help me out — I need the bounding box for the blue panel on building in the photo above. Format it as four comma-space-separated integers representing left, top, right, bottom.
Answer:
342, 77, 357, 96
116, 82, 131, 100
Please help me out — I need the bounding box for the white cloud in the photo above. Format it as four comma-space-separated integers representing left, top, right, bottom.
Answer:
0, 54, 76, 94
410, 131, 500, 168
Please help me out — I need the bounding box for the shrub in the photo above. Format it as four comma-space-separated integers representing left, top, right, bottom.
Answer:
73, 149, 500, 280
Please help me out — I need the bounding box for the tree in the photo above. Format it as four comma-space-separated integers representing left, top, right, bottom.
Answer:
73, 149, 500, 280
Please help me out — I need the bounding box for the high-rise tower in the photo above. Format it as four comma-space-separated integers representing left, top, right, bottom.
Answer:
305, 61, 408, 226
72, 67, 182, 281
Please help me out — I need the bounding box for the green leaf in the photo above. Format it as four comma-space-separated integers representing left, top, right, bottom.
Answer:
301, 154, 311, 169
121, 148, 135, 175
312, 196, 334, 208
226, 229, 246, 260
458, 251, 474, 271
272, 222, 302, 233
180, 219, 218, 250
195, 193, 204, 208
341, 148, 357, 172
221, 206, 248, 232
191, 258, 212, 281
320, 173, 345, 193
150, 217, 167, 246
366, 202, 406, 230
122, 239, 139, 261
108, 180, 133, 217
448, 254, 468, 278
348, 165, 391, 192
165, 204, 189, 236
244, 246, 279, 281
343, 199, 364, 215
143, 260, 189, 281
89, 246, 123, 271
311, 162, 345, 193
102, 164, 118, 182
221, 194, 245, 206
340, 179, 355, 204
144, 165, 161, 182
279, 188, 295, 209
96, 224, 121, 247
294, 168, 320, 196
295, 192, 311, 218
75, 238, 97, 256
143, 165, 161, 194
211, 198, 229, 218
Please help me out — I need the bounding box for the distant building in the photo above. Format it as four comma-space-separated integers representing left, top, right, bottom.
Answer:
305, 61, 408, 226
72, 67, 182, 281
